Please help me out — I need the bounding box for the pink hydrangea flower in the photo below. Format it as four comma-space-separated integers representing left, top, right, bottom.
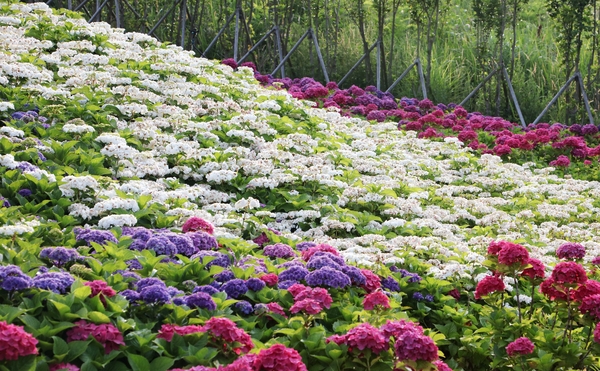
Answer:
474, 275, 505, 299
551, 261, 587, 285
594, 322, 600, 344
66, 320, 124, 354
394, 331, 439, 362
344, 323, 388, 354
380, 319, 424, 340
360, 269, 381, 293
540, 277, 570, 301
182, 217, 214, 234
253, 344, 307, 371
432, 360, 454, 371
0, 321, 38, 361
363, 290, 390, 310
266, 302, 287, 317
580, 294, 600, 320
573, 280, 600, 302
497, 242, 529, 267
49, 363, 80, 371
506, 337, 535, 357
259, 273, 278, 287
157, 323, 205, 342
290, 299, 323, 315
521, 258, 545, 280
292, 286, 332, 309
202, 317, 253, 354
556, 243, 586, 260
549, 155, 571, 167
301, 244, 339, 261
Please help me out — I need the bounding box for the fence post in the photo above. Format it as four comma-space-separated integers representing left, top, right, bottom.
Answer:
233, 6, 240, 62
376, 39, 381, 91
416, 58, 427, 99
576, 71, 595, 125
274, 25, 285, 78
385, 60, 417, 93
271, 29, 310, 76
532, 74, 578, 125
310, 28, 329, 83
338, 41, 377, 87
178, 0, 186, 47
459, 68, 498, 106
502, 66, 526, 128
237, 26, 276, 64
89, 0, 109, 22
201, 7, 235, 57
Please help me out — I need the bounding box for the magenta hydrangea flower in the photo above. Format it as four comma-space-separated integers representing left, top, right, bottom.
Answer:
0, 321, 38, 361
551, 261, 587, 285
394, 331, 439, 362
345, 323, 388, 354
506, 337, 535, 357
253, 344, 307, 371
556, 243, 586, 260
474, 275, 505, 299
363, 290, 390, 310
290, 298, 323, 315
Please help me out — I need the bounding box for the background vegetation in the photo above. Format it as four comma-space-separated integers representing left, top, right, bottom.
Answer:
37, 0, 600, 124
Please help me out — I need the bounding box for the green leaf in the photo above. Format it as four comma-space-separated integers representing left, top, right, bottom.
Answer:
127, 354, 151, 371
149, 357, 175, 371
66, 341, 92, 362
53, 336, 70, 356
88, 311, 111, 324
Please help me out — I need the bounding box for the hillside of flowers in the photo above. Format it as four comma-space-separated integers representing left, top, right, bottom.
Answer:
2, 2, 600, 371
238, 63, 600, 178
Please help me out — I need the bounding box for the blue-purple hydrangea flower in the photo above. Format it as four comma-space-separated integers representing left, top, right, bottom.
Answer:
341, 266, 367, 286
220, 279, 248, 299
165, 233, 197, 257
139, 285, 171, 304
263, 243, 296, 259
145, 235, 177, 256
0, 265, 33, 292
234, 300, 254, 315
33, 271, 75, 293
295, 242, 316, 252
39, 247, 82, 267
214, 270, 235, 283
185, 292, 216, 310
279, 265, 309, 282
191, 251, 231, 268
193, 285, 219, 296
188, 231, 218, 250
246, 278, 265, 292
382, 276, 401, 292
74, 228, 118, 246
306, 255, 343, 271
305, 267, 351, 289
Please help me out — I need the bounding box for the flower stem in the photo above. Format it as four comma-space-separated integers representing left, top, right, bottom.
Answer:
514, 271, 522, 324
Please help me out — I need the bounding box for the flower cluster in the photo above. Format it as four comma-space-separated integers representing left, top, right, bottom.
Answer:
201, 317, 254, 354
0, 321, 38, 361
39, 247, 83, 267
0, 264, 33, 292
506, 337, 535, 357
66, 320, 125, 354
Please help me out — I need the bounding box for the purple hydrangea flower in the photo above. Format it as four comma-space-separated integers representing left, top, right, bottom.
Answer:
214, 270, 235, 283
390, 267, 422, 283
425, 294, 434, 302
167, 286, 184, 297
2, 275, 32, 291
556, 243, 586, 260
234, 300, 254, 315
341, 266, 367, 286
277, 280, 298, 290
413, 292, 425, 301
120, 289, 141, 302
188, 231, 218, 250
39, 247, 82, 267
305, 267, 351, 289
185, 292, 216, 310
33, 271, 75, 293
193, 285, 220, 296
310, 251, 345, 266
17, 189, 32, 198
295, 242, 316, 252
126, 259, 142, 270
139, 285, 171, 304
145, 235, 177, 256
209, 281, 222, 289
220, 279, 248, 299
128, 239, 147, 251
0, 197, 9, 207
279, 266, 309, 282
306, 255, 343, 271
130, 228, 153, 241
263, 243, 296, 259
382, 276, 401, 292
165, 233, 197, 257
16, 162, 38, 173
136, 277, 166, 291
191, 251, 231, 268
74, 228, 118, 246
246, 278, 265, 292
582, 124, 599, 136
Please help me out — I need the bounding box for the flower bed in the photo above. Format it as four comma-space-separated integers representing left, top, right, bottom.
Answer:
246, 63, 600, 177
0, 2, 600, 370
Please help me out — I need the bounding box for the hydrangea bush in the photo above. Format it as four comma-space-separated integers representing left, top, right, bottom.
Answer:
0, 1, 600, 370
